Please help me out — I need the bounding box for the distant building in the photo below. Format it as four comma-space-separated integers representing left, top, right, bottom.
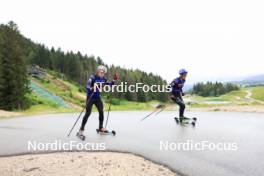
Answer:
27, 64, 45, 78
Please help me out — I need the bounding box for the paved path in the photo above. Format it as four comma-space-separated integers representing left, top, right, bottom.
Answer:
0, 111, 264, 176
245, 90, 253, 100
245, 89, 264, 104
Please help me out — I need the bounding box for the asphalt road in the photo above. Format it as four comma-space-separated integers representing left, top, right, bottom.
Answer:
0, 111, 263, 176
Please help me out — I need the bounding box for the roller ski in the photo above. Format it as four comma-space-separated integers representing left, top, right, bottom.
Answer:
174, 117, 197, 127
96, 128, 116, 136
76, 131, 86, 141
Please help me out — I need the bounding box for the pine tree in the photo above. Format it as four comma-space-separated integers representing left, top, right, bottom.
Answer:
0, 21, 30, 110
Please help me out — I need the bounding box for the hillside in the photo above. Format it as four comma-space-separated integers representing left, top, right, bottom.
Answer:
20, 70, 158, 117
1, 71, 264, 118
0, 21, 168, 110
186, 86, 264, 112
27, 71, 264, 115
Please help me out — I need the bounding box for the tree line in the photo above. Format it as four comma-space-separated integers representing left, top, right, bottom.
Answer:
0, 22, 168, 110
0, 22, 30, 110
192, 81, 240, 97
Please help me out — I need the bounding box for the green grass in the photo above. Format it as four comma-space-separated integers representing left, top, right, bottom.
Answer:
221, 90, 247, 99
31, 72, 159, 112
26, 90, 59, 107
109, 100, 157, 111
31, 75, 85, 107
190, 86, 264, 108
23, 74, 158, 116
251, 86, 264, 101
190, 88, 249, 107
22, 104, 74, 115
17, 92, 74, 115
6, 92, 154, 118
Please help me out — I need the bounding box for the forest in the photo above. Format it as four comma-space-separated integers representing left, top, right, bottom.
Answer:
192, 81, 240, 97
0, 22, 168, 110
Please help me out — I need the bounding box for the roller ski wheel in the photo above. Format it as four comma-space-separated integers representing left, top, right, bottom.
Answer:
174, 117, 190, 123
181, 116, 197, 121
76, 132, 86, 141
96, 129, 116, 136
174, 117, 197, 127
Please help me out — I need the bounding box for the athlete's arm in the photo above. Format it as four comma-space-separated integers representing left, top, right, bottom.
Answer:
86, 75, 95, 91
103, 73, 119, 86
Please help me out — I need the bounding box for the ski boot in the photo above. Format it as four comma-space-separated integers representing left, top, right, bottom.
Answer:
76, 131, 86, 141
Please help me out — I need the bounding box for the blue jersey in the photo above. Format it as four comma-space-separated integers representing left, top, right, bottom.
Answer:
86, 74, 114, 99
170, 77, 185, 95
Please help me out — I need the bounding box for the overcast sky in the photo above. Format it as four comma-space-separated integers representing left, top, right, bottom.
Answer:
1, 0, 264, 83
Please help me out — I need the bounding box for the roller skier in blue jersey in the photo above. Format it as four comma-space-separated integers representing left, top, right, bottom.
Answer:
77, 65, 119, 139
170, 69, 189, 123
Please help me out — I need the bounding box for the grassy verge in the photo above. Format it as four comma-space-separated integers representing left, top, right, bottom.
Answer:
104, 99, 158, 111
29, 72, 159, 113
0, 93, 158, 119
16, 92, 75, 116
31, 75, 85, 107
251, 86, 264, 101
190, 88, 258, 108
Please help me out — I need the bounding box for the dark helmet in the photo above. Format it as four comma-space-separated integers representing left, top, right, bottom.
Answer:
179, 69, 188, 75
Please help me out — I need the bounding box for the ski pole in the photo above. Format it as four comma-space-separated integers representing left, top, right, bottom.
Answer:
154, 104, 170, 116
140, 104, 165, 121
67, 92, 94, 137
104, 73, 119, 128
104, 95, 112, 128
140, 109, 159, 121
